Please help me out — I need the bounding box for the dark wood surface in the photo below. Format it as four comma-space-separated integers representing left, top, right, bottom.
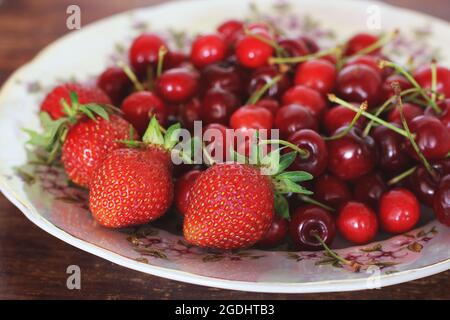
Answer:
1, 0, 449, 300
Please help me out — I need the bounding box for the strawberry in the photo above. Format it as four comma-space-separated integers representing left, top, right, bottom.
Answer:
40, 83, 111, 119
88, 118, 183, 228
183, 144, 313, 249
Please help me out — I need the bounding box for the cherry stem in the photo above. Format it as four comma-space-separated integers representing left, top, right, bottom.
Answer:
202, 142, 216, 166
431, 60, 437, 104
327, 94, 409, 138
344, 30, 399, 61
117, 61, 145, 92
324, 101, 367, 141
156, 46, 168, 78
259, 139, 309, 159
247, 75, 282, 105
387, 166, 416, 186
300, 195, 335, 212
269, 46, 339, 64
244, 27, 287, 57
312, 234, 352, 266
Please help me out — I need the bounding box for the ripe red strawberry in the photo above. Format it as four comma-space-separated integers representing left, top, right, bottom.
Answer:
40, 83, 111, 119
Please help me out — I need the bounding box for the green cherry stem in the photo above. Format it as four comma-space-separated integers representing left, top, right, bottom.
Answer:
259, 139, 309, 159
244, 27, 287, 57
270, 46, 339, 64
387, 166, 416, 186
312, 234, 360, 271
324, 101, 367, 141
300, 195, 335, 212
247, 75, 282, 105
431, 60, 438, 104
156, 46, 168, 78
344, 30, 399, 61
117, 61, 145, 92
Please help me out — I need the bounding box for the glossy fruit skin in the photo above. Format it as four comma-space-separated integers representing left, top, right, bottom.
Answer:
344, 55, 383, 77
201, 87, 239, 125
379, 188, 420, 234
235, 33, 274, 68
183, 163, 274, 250
289, 205, 336, 251
337, 201, 378, 245
257, 216, 289, 248
282, 85, 327, 119
372, 123, 413, 174
275, 104, 318, 138
230, 105, 274, 131
97, 67, 132, 106
175, 170, 203, 216
121, 91, 166, 135
322, 104, 366, 135
405, 115, 450, 161
255, 98, 279, 115
278, 38, 310, 58
295, 59, 337, 95
61, 115, 135, 188
156, 68, 199, 103
425, 99, 450, 131
387, 103, 423, 126
327, 127, 377, 181
217, 19, 244, 47
313, 174, 352, 210
89, 148, 173, 228
381, 74, 413, 101
248, 65, 291, 100
201, 62, 243, 95
178, 98, 201, 131
433, 174, 450, 226
287, 129, 328, 177
413, 65, 450, 98
353, 173, 387, 209
129, 33, 167, 75
190, 34, 227, 68
40, 83, 111, 119
336, 64, 382, 108
344, 33, 380, 56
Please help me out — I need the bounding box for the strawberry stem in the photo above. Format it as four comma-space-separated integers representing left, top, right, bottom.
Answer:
324, 101, 367, 140
247, 75, 282, 105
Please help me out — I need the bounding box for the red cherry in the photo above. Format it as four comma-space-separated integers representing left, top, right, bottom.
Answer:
278, 38, 309, 58
257, 215, 289, 248
190, 34, 227, 68
337, 64, 382, 108
203, 123, 232, 161
248, 65, 291, 99
217, 19, 244, 47
414, 65, 450, 98
344, 55, 383, 77
344, 33, 380, 56
327, 127, 377, 181
387, 103, 423, 125
286, 129, 328, 177
236, 33, 274, 68
425, 99, 450, 131
313, 174, 352, 209
255, 98, 279, 115
337, 201, 378, 245
294, 59, 337, 95
201, 62, 244, 95
289, 205, 336, 251
282, 85, 327, 119
381, 74, 413, 101
164, 51, 187, 69
322, 104, 366, 135
298, 36, 319, 53
275, 104, 318, 138
353, 173, 387, 209
97, 67, 132, 106
178, 98, 201, 130
230, 105, 274, 131
379, 188, 420, 234
201, 87, 239, 125
175, 170, 203, 215
129, 33, 167, 75
121, 91, 166, 135
156, 68, 199, 103
433, 174, 450, 226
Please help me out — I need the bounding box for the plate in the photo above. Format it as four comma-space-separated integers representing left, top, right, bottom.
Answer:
1, 0, 450, 293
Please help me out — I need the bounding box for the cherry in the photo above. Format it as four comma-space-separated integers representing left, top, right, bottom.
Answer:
164, 51, 187, 69
286, 129, 328, 177
178, 98, 201, 131
337, 201, 378, 245
255, 98, 279, 115
217, 19, 244, 47
236, 33, 274, 68
387, 103, 423, 126
413, 65, 450, 98
201, 62, 244, 95
97, 67, 132, 106
121, 91, 167, 135
322, 104, 366, 135
344, 33, 380, 56
201, 87, 239, 125
379, 188, 420, 234
275, 104, 318, 138
433, 174, 450, 226
190, 34, 227, 68
230, 105, 274, 131
289, 205, 336, 251
327, 127, 377, 181
298, 36, 319, 53
344, 55, 383, 77
282, 85, 327, 119
175, 169, 203, 215
425, 99, 450, 131
381, 74, 413, 101
294, 59, 337, 95
129, 33, 167, 75
248, 65, 291, 99
203, 123, 232, 161
156, 68, 199, 103
336, 64, 382, 108
313, 174, 352, 209
257, 215, 289, 248
353, 173, 387, 209
404, 115, 450, 161
372, 123, 413, 174
278, 38, 309, 59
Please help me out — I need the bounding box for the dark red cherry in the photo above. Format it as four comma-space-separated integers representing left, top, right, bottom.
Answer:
425, 99, 450, 131
230, 105, 274, 131
178, 98, 202, 131
121, 91, 166, 135
201, 87, 239, 125
413, 65, 450, 98
286, 129, 328, 177
164, 51, 187, 69
129, 33, 167, 75
97, 67, 132, 106
203, 123, 232, 162
255, 98, 279, 115
201, 62, 244, 95
433, 174, 450, 226
298, 36, 319, 53
282, 85, 327, 119
405, 115, 450, 161
257, 216, 289, 248
344, 33, 380, 56
381, 74, 413, 101
344, 55, 383, 77
313, 174, 352, 209
295, 59, 337, 95
387, 103, 423, 126
289, 205, 336, 251
322, 104, 366, 135
278, 38, 309, 58
337, 201, 378, 245
353, 173, 387, 209
248, 65, 291, 100
190, 34, 227, 68
175, 169, 203, 215
379, 188, 420, 234
156, 68, 199, 103
275, 104, 318, 139
236, 32, 274, 68
217, 19, 244, 47
337, 64, 382, 108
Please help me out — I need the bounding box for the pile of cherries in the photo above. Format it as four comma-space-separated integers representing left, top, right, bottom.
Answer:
96, 18, 450, 251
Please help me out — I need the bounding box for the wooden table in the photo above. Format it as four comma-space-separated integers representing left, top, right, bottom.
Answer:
0, 0, 449, 299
